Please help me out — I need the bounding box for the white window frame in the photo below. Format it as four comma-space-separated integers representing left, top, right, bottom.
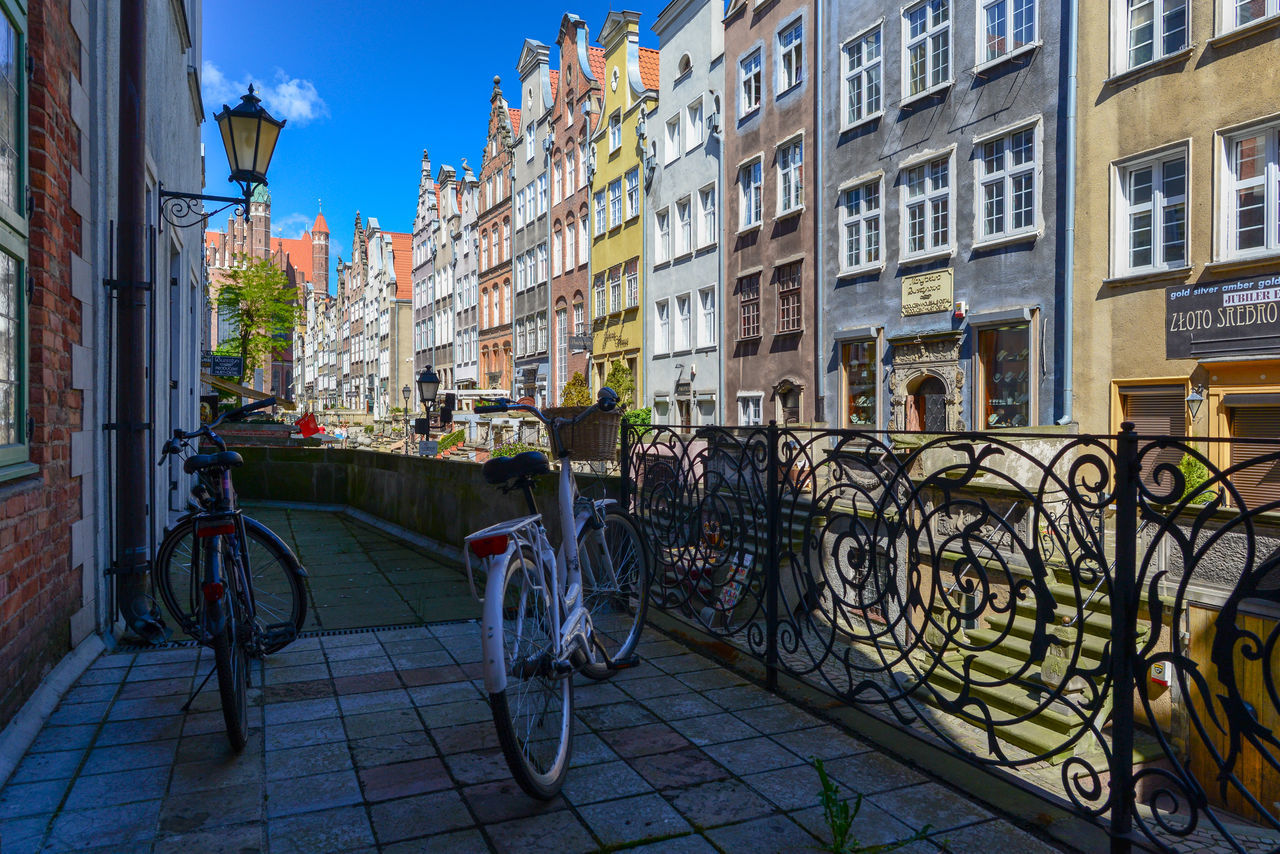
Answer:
839, 176, 883, 273
626, 168, 640, 219
686, 98, 705, 151
842, 24, 883, 129
526, 125, 535, 161
739, 49, 762, 117
698, 184, 717, 248
777, 17, 804, 94
656, 207, 671, 263
515, 190, 525, 229
1219, 0, 1279, 34
1219, 121, 1280, 260
655, 299, 671, 354
594, 190, 606, 234
593, 274, 606, 319
973, 120, 1042, 246
676, 197, 692, 256
697, 285, 717, 348
1113, 144, 1189, 275
738, 393, 764, 426
902, 0, 952, 101
626, 261, 639, 308
666, 114, 682, 164
608, 112, 622, 152
537, 173, 548, 215
740, 158, 763, 230
778, 137, 804, 215
978, 0, 1038, 67
675, 294, 692, 351
900, 149, 955, 260
1113, 0, 1189, 74
608, 179, 623, 228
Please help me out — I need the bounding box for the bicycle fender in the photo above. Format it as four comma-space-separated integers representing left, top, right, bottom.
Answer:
480, 547, 517, 695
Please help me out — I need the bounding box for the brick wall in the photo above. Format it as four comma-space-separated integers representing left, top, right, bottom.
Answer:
0, 0, 85, 726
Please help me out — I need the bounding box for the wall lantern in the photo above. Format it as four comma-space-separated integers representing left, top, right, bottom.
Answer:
1185, 385, 1206, 420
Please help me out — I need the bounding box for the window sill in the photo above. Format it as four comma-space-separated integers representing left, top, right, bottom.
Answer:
653, 258, 671, 269
1209, 13, 1280, 48
672, 250, 694, 262
0, 461, 39, 485
973, 41, 1042, 76
900, 247, 955, 267
695, 344, 717, 354
838, 262, 885, 278
972, 229, 1041, 252
738, 106, 761, 123
776, 205, 804, 220
737, 223, 763, 236
1104, 45, 1195, 87
1103, 265, 1194, 288
671, 348, 694, 357
840, 112, 884, 134
899, 81, 953, 109
775, 81, 803, 100
1203, 253, 1280, 276
775, 327, 804, 336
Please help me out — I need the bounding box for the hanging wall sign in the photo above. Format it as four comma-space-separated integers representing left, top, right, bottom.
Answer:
1166, 272, 1280, 359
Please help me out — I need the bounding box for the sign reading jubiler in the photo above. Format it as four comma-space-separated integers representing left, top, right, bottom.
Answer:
1166, 273, 1280, 359
901, 269, 954, 317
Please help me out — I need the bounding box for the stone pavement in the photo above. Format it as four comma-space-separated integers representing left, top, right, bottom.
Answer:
0, 623, 1068, 853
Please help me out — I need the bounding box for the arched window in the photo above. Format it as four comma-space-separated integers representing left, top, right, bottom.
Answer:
480, 229, 489, 269
565, 214, 576, 271
578, 205, 589, 265
552, 222, 563, 277
678, 54, 692, 77
502, 218, 511, 260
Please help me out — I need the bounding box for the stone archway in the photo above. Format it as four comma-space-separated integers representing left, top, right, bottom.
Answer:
888, 331, 965, 431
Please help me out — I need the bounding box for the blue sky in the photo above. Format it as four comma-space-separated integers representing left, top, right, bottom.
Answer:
202, 1, 668, 292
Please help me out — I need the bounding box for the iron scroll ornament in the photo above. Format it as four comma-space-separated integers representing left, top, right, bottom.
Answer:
157, 186, 250, 231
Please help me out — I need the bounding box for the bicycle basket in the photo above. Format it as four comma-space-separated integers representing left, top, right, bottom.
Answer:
545, 406, 622, 462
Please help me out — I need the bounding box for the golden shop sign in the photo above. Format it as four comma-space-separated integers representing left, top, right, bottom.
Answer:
1166, 272, 1280, 359
901, 269, 954, 317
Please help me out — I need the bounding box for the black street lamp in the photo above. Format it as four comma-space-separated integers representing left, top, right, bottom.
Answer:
159, 85, 287, 229
402, 384, 412, 455
415, 366, 441, 458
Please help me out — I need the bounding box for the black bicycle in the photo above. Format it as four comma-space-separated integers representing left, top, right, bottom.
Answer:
155, 397, 308, 750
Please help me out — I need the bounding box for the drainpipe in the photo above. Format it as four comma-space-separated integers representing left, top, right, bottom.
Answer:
815, 0, 826, 427
115, 0, 164, 642
1057, 0, 1079, 426
714, 89, 726, 424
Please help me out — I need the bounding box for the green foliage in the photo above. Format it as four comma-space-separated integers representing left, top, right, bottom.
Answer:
491, 442, 548, 458
812, 757, 932, 853
624, 407, 651, 428
561, 371, 591, 407
1178, 452, 1214, 504
439, 428, 465, 453
214, 256, 302, 383
363, 425, 374, 435
604, 360, 635, 410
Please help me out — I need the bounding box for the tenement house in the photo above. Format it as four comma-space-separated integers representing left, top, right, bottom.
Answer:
477, 78, 518, 393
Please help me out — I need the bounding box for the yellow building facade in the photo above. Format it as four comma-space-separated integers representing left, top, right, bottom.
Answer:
588, 11, 658, 404
1074, 1, 1280, 491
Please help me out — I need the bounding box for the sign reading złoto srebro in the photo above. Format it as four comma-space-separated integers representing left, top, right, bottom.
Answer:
1166, 273, 1280, 359
901, 269, 954, 317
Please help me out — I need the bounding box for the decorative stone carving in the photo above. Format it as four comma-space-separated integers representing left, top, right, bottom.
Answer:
888, 332, 965, 430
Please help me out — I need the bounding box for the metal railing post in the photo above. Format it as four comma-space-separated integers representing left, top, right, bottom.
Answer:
765, 421, 781, 691
618, 417, 631, 511
1109, 422, 1139, 854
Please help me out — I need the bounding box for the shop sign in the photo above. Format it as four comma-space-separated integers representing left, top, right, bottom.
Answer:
569, 334, 592, 351
901, 269, 954, 317
1166, 272, 1280, 359
675, 381, 691, 396
208, 355, 243, 378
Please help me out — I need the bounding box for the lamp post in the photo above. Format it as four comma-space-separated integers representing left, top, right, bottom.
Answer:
417, 366, 441, 457
402, 384, 411, 455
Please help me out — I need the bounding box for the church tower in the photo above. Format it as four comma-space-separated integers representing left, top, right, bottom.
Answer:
311, 203, 329, 294
250, 184, 271, 259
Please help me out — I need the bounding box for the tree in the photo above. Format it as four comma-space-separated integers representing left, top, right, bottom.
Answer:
604, 360, 635, 410
214, 256, 301, 384
560, 371, 591, 407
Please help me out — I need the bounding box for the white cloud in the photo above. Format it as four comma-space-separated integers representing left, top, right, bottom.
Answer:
202, 62, 329, 126
272, 213, 312, 240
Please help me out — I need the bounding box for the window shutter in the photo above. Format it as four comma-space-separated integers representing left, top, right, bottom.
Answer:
1122, 390, 1186, 491
1228, 407, 1280, 510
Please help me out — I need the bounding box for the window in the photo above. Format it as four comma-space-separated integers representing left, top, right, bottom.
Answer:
676, 198, 692, 256
553, 227, 562, 276
686, 99, 704, 150
578, 217, 589, 264
480, 230, 489, 269
655, 300, 670, 354
594, 190, 606, 234
553, 160, 562, 204
625, 260, 639, 308
537, 244, 548, 282
902, 154, 951, 257
776, 262, 802, 333
1227, 402, 1280, 507
1225, 125, 1279, 258
608, 112, 622, 152
1124, 0, 1187, 70
579, 141, 589, 186
740, 50, 762, 116
697, 286, 717, 347
674, 295, 692, 351
738, 394, 763, 426
565, 151, 576, 194
609, 267, 622, 313
978, 125, 1038, 241
526, 125, 535, 161
843, 341, 877, 425
904, 0, 951, 97
593, 274, 605, 319
556, 308, 568, 393
656, 208, 671, 262
574, 300, 585, 334
565, 218, 576, 270
983, 0, 1036, 63
516, 319, 527, 356
1118, 151, 1186, 272
698, 185, 717, 247
840, 179, 882, 271
515, 190, 525, 228
1223, 0, 1278, 32
626, 168, 639, 219
978, 323, 1031, 428
778, 19, 804, 92
1120, 386, 1186, 491
738, 273, 761, 339
778, 139, 804, 214
538, 313, 547, 352
537, 174, 548, 215
666, 115, 681, 163
740, 159, 763, 229
608, 179, 623, 228
843, 27, 882, 127
502, 221, 510, 259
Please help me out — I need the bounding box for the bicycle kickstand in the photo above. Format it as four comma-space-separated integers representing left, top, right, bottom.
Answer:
181, 645, 213, 712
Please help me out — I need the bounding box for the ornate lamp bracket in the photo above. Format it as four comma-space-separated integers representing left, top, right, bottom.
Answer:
157, 183, 252, 231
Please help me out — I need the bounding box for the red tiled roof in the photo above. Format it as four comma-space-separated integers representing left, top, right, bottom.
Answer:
313, 211, 328, 233
508, 108, 521, 134
388, 231, 413, 300
638, 47, 659, 91
587, 46, 606, 87
549, 70, 560, 104
273, 234, 315, 284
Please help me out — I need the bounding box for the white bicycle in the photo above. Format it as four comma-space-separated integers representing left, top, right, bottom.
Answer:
464, 387, 651, 799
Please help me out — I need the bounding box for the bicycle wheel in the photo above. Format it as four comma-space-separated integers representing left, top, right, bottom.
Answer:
211, 544, 250, 752
579, 508, 650, 680
489, 548, 573, 800
156, 516, 306, 652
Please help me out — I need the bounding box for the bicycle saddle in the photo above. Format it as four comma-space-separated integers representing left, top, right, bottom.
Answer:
183, 451, 244, 474
482, 450, 551, 485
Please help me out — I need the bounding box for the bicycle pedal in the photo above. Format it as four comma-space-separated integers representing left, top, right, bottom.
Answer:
260, 622, 298, 647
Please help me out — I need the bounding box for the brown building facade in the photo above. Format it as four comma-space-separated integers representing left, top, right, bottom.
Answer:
721, 0, 817, 426
478, 78, 517, 392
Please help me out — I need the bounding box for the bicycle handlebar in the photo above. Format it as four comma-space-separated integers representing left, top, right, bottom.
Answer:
159, 396, 278, 463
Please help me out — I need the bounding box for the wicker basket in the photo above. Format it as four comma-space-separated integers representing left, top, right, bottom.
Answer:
545, 406, 622, 461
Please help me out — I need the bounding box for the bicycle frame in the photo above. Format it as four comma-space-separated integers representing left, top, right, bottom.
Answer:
189, 470, 258, 646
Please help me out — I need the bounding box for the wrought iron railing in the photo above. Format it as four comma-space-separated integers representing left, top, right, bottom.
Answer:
620, 422, 1280, 854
